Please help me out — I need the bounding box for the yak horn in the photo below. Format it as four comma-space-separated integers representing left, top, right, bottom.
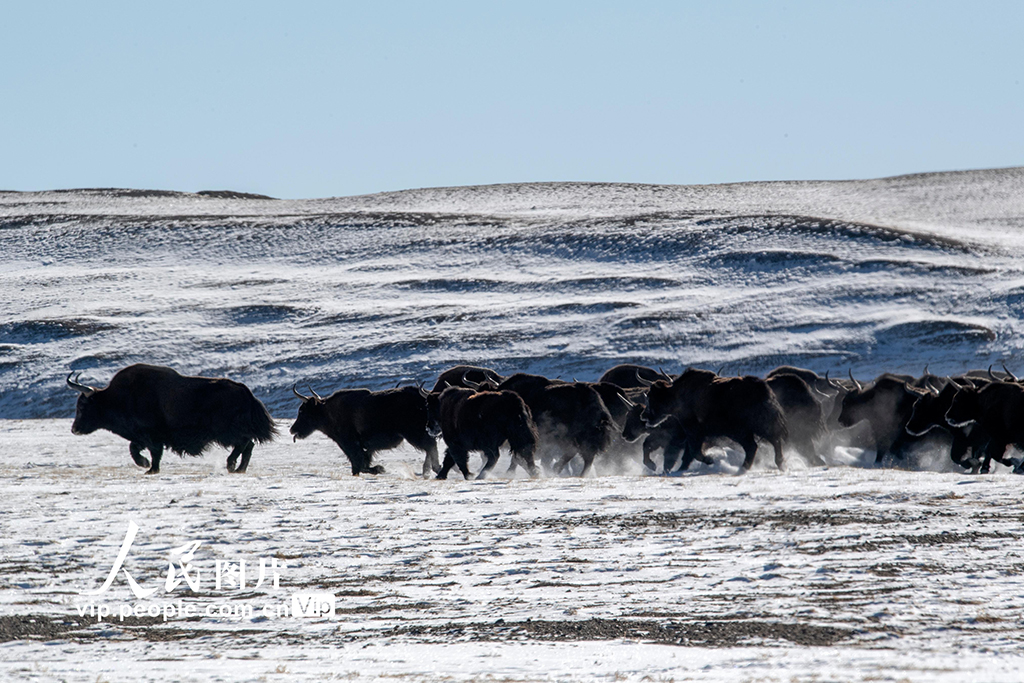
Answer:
66, 371, 96, 396
307, 385, 323, 401
848, 369, 863, 392
618, 393, 637, 409
292, 384, 310, 401
658, 366, 672, 381
1003, 363, 1019, 382
988, 365, 1001, 382
636, 370, 654, 387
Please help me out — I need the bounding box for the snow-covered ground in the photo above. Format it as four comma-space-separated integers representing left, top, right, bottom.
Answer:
3, 420, 1024, 682
4, 168, 1024, 680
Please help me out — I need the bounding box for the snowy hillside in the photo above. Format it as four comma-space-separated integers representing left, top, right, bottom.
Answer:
3, 167, 1024, 418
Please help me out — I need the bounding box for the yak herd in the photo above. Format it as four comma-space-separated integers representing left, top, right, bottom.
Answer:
65, 362, 1024, 478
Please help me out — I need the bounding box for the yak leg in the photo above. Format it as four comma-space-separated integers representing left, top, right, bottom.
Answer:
641, 435, 659, 472
477, 447, 501, 480
665, 440, 687, 474
437, 447, 471, 480
232, 441, 255, 474
672, 436, 706, 474
981, 441, 1013, 474
949, 432, 971, 469
662, 437, 684, 473
338, 438, 372, 476
407, 432, 440, 476
129, 442, 151, 469
436, 450, 457, 479
451, 447, 471, 479
145, 445, 163, 475
554, 452, 578, 475
422, 442, 440, 476
363, 451, 385, 475
578, 449, 597, 477
738, 435, 759, 473
226, 441, 250, 472
772, 438, 785, 470
517, 450, 540, 478
873, 441, 889, 465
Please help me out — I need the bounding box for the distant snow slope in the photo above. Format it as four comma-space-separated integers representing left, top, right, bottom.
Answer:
2, 168, 1023, 418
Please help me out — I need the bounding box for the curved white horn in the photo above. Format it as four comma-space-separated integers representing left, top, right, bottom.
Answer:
66, 371, 96, 396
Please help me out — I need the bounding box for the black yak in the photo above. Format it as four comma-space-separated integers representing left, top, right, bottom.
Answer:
67, 364, 276, 475
425, 386, 539, 479
905, 377, 992, 472
497, 374, 614, 476
837, 373, 928, 465
765, 373, 827, 466
290, 385, 438, 476
945, 378, 1024, 473
642, 368, 788, 473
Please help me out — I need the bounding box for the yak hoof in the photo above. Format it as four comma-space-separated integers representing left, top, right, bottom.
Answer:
144, 468, 160, 475
366, 465, 385, 475
133, 457, 151, 469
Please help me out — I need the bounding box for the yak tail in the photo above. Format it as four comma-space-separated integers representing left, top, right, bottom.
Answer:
249, 397, 278, 443
765, 393, 789, 444
506, 408, 539, 462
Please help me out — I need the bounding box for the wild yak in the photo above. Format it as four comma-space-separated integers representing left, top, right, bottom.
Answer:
425, 385, 539, 479
497, 374, 614, 476
598, 364, 671, 389
905, 376, 992, 472
67, 364, 276, 475
431, 365, 504, 393
945, 378, 1024, 474
837, 373, 928, 465
290, 385, 438, 476
642, 368, 788, 473
765, 373, 827, 466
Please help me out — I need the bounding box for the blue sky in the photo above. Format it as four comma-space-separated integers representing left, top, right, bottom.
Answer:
2, 1, 1021, 198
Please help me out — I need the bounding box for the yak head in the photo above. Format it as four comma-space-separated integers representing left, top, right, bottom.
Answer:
945, 380, 980, 428
640, 379, 675, 427
290, 385, 328, 441
424, 390, 444, 438
639, 368, 713, 427
621, 400, 649, 442
905, 382, 952, 436
67, 372, 104, 435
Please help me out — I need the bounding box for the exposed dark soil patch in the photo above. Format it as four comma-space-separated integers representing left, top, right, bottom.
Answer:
799, 530, 1016, 555
0, 614, 91, 642
389, 617, 856, 647
0, 614, 213, 643
498, 508, 950, 533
